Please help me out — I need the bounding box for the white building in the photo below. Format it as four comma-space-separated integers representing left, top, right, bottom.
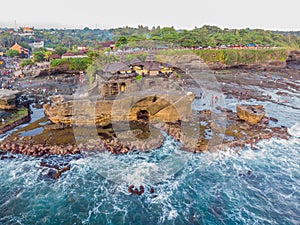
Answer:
29, 41, 45, 51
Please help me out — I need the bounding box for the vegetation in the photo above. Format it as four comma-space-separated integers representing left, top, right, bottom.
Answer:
5, 49, 19, 57
113, 25, 300, 49
32, 48, 47, 62
135, 75, 143, 81
50, 58, 90, 71
20, 59, 34, 67
53, 46, 68, 56
195, 49, 290, 65
1, 25, 299, 52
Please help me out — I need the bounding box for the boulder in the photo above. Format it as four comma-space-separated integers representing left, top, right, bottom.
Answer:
236, 104, 265, 125
0, 90, 22, 110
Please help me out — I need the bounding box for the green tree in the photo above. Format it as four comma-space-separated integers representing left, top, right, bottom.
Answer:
6, 49, 19, 57
115, 36, 128, 48
33, 51, 46, 62
53, 45, 68, 56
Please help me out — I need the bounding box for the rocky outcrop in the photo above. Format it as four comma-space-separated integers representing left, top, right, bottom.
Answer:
207, 60, 287, 70
206, 50, 300, 71
286, 50, 300, 70
0, 113, 30, 135
1, 105, 290, 156
236, 104, 265, 125
44, 93, 195, 127
0, 90, 22, 110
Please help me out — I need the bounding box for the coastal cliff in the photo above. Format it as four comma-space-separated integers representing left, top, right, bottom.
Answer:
196, 49, 300, 70
44, 93, 195, 127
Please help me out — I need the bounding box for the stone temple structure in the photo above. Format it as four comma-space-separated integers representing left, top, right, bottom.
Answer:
44, 56, 195, 127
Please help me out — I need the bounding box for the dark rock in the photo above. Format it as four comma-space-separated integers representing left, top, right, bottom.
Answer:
128, 185, 134, 194
269, 117, 279, 123
46, 169, 60, 180
150, 187, 155, 194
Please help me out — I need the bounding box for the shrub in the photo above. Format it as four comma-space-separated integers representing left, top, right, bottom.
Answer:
20, 59, 34, 67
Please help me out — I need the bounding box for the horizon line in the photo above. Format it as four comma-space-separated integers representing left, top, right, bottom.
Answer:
0, 21, 299, 32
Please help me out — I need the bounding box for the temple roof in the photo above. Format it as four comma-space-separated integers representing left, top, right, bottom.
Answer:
101, 62, 131, 73
128, 57, 142, 65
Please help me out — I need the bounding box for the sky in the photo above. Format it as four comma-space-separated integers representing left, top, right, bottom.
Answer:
1, 0, 300, 31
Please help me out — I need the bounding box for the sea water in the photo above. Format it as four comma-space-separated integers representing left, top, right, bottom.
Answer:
0, 104, 299, 224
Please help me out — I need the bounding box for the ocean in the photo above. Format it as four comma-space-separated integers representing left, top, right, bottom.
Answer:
0, 80, 299, 224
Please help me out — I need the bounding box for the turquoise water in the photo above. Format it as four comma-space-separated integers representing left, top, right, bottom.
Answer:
0, 102, 299, 224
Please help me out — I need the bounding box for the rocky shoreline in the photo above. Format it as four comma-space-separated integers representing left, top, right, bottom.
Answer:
0, 104, 291, 157
0, 54, 298, 160
0, 113, 30, 135
202, 50, 300, 71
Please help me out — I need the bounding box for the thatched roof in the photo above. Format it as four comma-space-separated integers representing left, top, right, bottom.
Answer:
145, 52, 155, 62
142, 61, 161, 71
128, 57, 142, 65
101, 62, 131, 73
49, 54, 61, 60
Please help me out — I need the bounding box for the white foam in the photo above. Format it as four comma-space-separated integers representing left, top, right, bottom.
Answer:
288, 123, 300, 138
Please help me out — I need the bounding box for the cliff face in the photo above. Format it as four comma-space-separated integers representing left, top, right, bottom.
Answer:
207, 60, 287, 70
44, 93, 195, 127
197, 49, 300, 71
0, 90, 21, 110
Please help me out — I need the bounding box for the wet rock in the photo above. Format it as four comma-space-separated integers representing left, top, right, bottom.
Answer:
269, 117, 279, 123
239, 123, 250, 130
128, 185, 146, 195
150, 187, 155, 194
236, 104, 266, 125
46, 169, 60, 180
128, 185, 134, 194
44, 165, 71, 180
1, 155, 16, 160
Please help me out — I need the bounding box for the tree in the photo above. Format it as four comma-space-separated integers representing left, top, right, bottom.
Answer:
44, 51, 52, 61
6, 49, 19, 57
53, 46, 68, 56
115, 36, 128, 48
33, 51, 46, 62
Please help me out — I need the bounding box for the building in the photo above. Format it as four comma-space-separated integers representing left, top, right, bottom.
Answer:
49, 54, 61, 60
100, 41, 115, 50
29, 41, 45, 51
18, 27, 34, 36
77, 46, 88, 53
21, 27, 34, 33
98, 54, 183, 97
44, 55, 194, 128
61, 52, 87, 59
9, 43, 29, 58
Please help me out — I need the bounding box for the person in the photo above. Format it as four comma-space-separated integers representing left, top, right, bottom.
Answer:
245, 90, 248, 100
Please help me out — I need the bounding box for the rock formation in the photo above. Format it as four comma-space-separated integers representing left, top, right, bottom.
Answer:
236, 104, 265, 125
0, 90, 22, 110
44, 93, 195, 127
